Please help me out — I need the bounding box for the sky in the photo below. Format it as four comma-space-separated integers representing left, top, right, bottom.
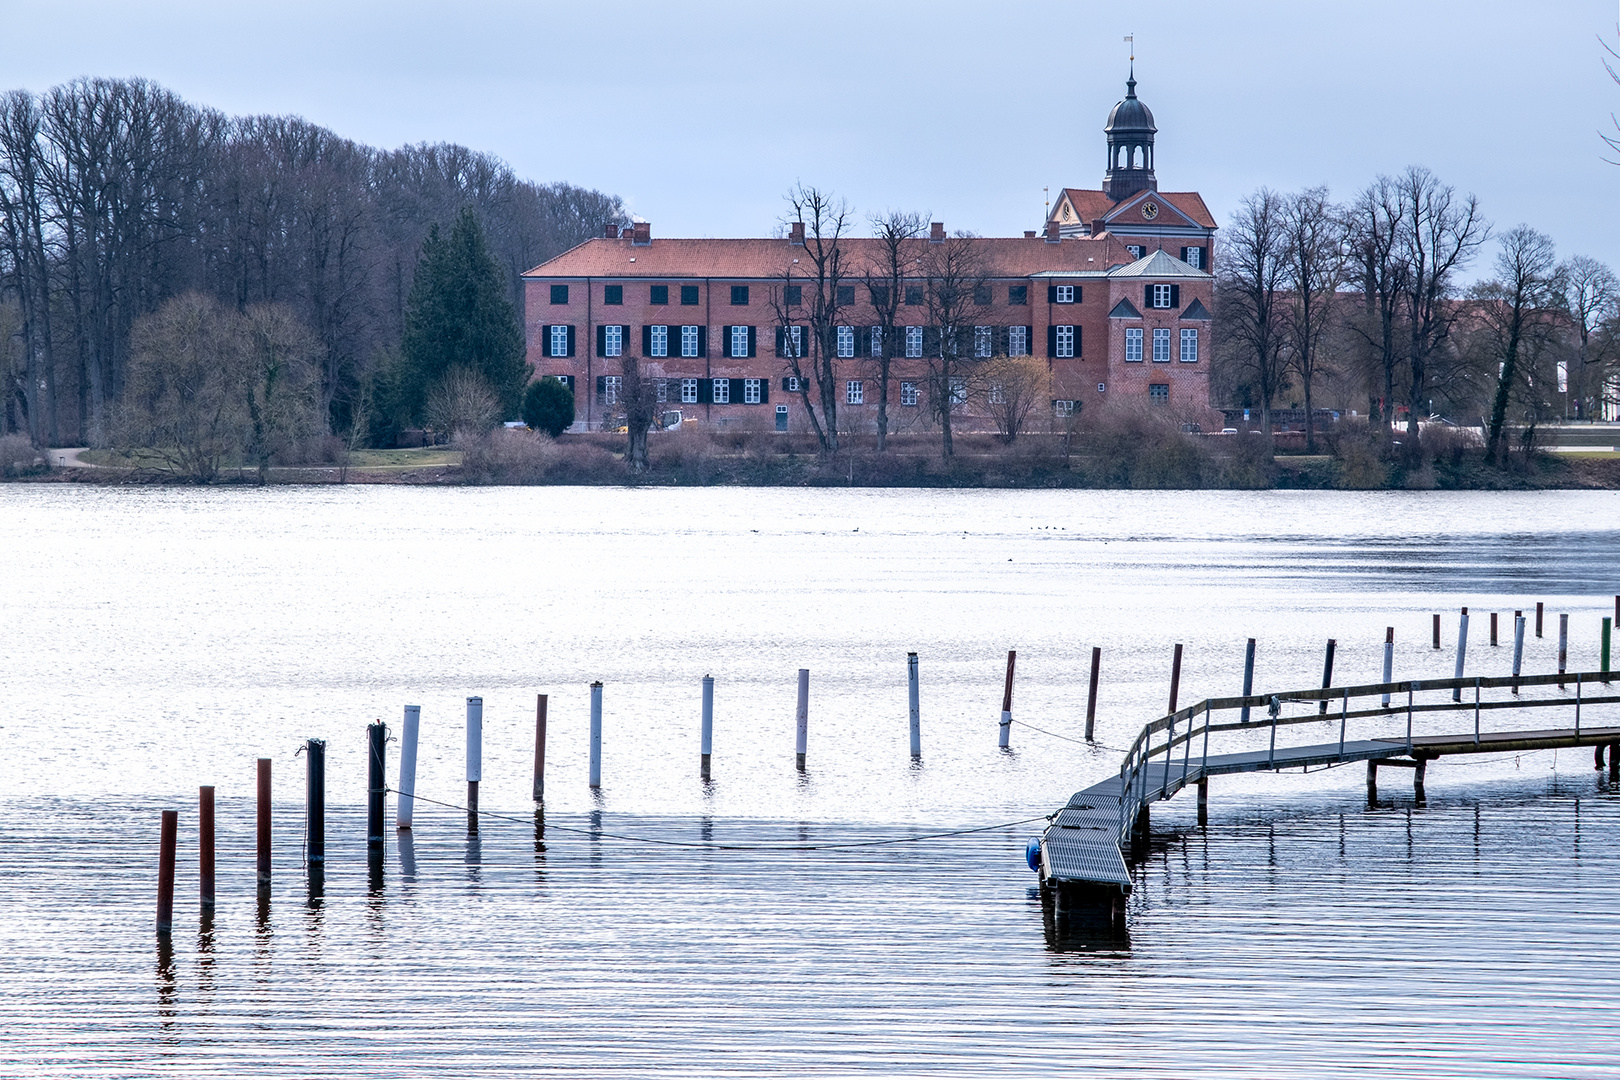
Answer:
5, 0, 1620, 276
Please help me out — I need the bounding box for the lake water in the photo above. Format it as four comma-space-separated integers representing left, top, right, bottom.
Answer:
1, 486, 1618, 1075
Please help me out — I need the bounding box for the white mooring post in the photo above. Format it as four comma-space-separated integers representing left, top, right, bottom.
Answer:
397, 705, 421, 830
998, 650, 1016, 749
589, 682, 603, 788
466, 696, 483, 834
1382, 627, 1395, 707
1452, 608, 1470, 702
700, 675, 714, 781
795, 669, 810, 771
908, 652, 921, 759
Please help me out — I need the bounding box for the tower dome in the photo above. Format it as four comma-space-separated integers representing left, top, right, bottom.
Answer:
1103, 69, 1158, 203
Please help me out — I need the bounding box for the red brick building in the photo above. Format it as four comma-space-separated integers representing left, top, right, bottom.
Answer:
520, 71, 1219, 433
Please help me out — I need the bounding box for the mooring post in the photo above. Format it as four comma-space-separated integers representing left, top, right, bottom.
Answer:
1169, 643, 1183, 713
1536, 602, 1544, 638
366, 721, 386, 853
1320, 638, 1336, 714
1513, 615, 1526, 694
1452, 608, 1469, 702
1085, 646, 1101, 742
1490, 611, 1499, 647
1366, 760, 1379, 805
701, 676, 715, 779
466, 696, 483, 833
256, 758, 271, 888
199, 786, 215, 913
306, 738, 325, 867
1474, 678, 1481, 745
1602, 617, 1612, 683
1413, 758, 1427, 802
1382, 628, 1394, 707
907, 654, 921, 759
1558, 613, 1569, 689
590, 682, 604, 786
1432, 613, 1441, 650
1611, 742, 1619, 784
157, 809, 178, 936
1241, 638, 1256, 721
398, 705, 420, 830
534, 694, 548, 801
1196, 777, 1208, 826
998, 651, 1015, 749
795, 669, 809, 769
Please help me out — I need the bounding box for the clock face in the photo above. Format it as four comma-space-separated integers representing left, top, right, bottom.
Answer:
1141, 201, 1159, 221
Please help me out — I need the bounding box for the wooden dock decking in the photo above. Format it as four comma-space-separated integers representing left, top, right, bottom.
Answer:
1039, 670, 1620, 910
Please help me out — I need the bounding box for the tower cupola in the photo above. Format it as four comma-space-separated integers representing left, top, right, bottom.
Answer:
1103, 68, 1158, 203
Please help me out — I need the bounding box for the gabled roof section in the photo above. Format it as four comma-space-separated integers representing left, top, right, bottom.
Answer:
1047, 188, 1115, 227
1108, 298, 1143, 319
1180, 298, 1212, 320
1108, 248, 1211, 279
1103, 190, 1214, 231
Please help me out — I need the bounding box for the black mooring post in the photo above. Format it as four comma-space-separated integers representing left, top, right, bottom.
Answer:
1240, 638, 1256, 722
367, 722, 386, 857
1319, 639, 1336, 714
306, 738, 326, 867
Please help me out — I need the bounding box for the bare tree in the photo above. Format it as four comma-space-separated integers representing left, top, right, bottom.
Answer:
426, 367, 500, 440
1392, 167, 1488, 431
983, 356, 1047, 443
1215, 188, 1290, 439
242, 302, 321, 483
1345, 176, 1407, 431
768, 185, 851, 459
1280, 187, 1346, 452
1560, 255, 1619, 419
863, 211, 926, 451
1478, 226, 1561, 462
920, 230, 989, 458
619, 353, 658, 473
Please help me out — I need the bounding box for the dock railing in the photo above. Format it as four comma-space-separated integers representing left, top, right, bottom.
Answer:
1113, 670, 1619, 847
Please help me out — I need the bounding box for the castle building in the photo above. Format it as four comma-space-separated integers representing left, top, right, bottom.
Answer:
521, 70, 1219, 433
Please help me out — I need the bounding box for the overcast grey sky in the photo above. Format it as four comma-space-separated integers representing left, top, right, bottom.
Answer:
6, 1, 1620, 274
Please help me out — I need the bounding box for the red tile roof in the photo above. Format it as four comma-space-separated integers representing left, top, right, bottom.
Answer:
1049, 188, 1217, 230
523, 233, 1143, 280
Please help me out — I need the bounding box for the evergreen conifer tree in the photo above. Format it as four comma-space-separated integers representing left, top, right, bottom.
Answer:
400, 208, 529, 422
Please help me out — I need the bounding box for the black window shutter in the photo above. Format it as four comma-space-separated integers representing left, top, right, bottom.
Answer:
1024, 326, 1033, 353
596, 325, 606, 357
596, 375, 606, 395
1200, 246, 1209, 268
1047, 325, 1057, 357
1075, 286, 1082, 303
540, 325, 552, 357
566, 326, 576, 357
1076, 325, 1083, 357
731, 378, 744, 402
781, 376, 791, 391
1180, 247, 1189, 263
720, 326, 732, 357
760, 378, 769, 403
1170, 284, 1180, 308
747, 326, 757, 357
697, 326, 708, 358
698, 378, 713, 404
1145, 284, 1154, 308
642, 325, 652, 354
1047, 285, 1057, 303
774, 327, 785, 358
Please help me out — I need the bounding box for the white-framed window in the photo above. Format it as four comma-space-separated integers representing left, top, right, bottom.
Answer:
1008, 326, 1029, 357
785, 375, 804, 392
1055, 325, 1075, 358
975, 326, 994, 357
1125, 327, 1143, 362
1054, 399, 1076, 417
781, 325, 803, 358
948, 377, 967, 406
744, 378, 762, 404
604, 325, 623, 357
905, 326, 923, 357
712, 377, 731, 404
870, 326, 883, 357
1152, 284, 1172, 308
602, 375, 621, 404
837, 325, 854, 358
1153, 327, 1171, 362
988, 383, 1005, 405
730, 325, 748, 358
549, 325, 568, 357
846, 380, 864, 405
1186, 247, 1202, 269
1126, 245, 1143, 259
1149, 383, 1169, 405
681, 378, 698, 403
650, 324, 668, 357
1055, 285, 1075, 304
655, 379, 668, 403
1181, 328, 1199, 363
901, 381, 918, 406
681, 325, 699, 357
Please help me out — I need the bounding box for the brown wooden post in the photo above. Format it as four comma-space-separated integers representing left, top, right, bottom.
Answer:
256, 758, 271, 887
1366, 760, 1378, 805
1610, 743, 1619, 784
998, 650, 1015, 748
1490, 611, 1498, 646
1536, 601, 1544, 638
1168, 643, 1183, 713
1085, 647, 1101, 742
1432, 613, 1441, 649
1196, 777, 1208, 826
534, 694, 548, 802
199, 786, 215, 912
157, 809, 178, 936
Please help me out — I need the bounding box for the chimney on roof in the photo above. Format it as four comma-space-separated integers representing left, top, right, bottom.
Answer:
929, 221, 945, 243
789, 221, 805, 246
1024, 230, 1037, 238
632, 221, 651, 246
604, 222, 619, 239
1045, 222, 1061, 243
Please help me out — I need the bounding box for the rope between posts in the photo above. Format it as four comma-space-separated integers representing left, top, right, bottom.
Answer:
1009, 718, 1131, 754
385, 788, 1050, 850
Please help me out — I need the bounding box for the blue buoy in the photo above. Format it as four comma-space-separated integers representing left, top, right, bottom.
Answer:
1025, 837, 1042, 872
